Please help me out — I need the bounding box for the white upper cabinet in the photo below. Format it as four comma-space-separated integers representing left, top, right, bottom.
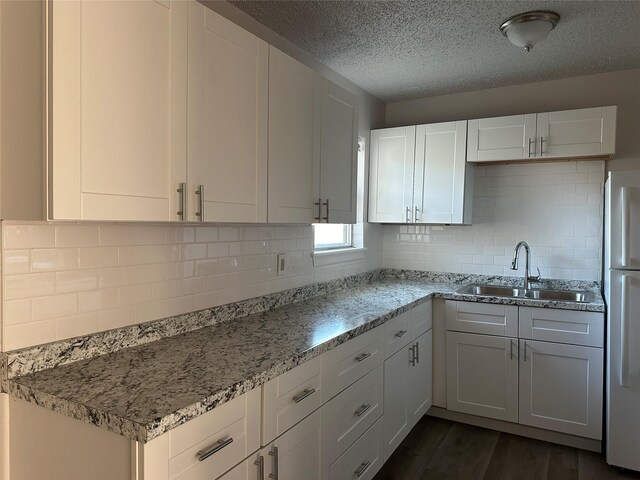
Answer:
536, 106, 616, 159
49, 0, 187, 220
186, 2, 268, 223
268, 47, 321, 224
414, 121, 472, 224
368, 127, 416, 223
369, 123, 473, 224
467, 106, 617, 163
467, 114, 537, 162
317, 79, 359, 224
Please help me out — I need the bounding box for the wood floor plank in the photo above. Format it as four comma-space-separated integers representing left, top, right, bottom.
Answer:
578, 450, 640, 480
482, 433, 550, 480
547, 443, 579, 480
375, 417, 454, 480
418, 423, 499, 480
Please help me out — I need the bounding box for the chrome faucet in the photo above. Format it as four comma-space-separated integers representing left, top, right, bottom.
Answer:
511, 241, 541, 292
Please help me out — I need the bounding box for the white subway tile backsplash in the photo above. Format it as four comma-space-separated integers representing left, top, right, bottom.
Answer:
0, 219, 375, 350
383, 161, 604, 282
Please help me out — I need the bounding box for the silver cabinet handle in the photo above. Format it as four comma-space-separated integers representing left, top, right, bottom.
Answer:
528, 138, 536, 157
268, 446, 279, 480
355, 403, 372, 417
523, 341, 528, 362
414, 206, 420, 223
510, 339, 514, 360
314, 198, 322, 222
322, 198, 329, 223
406, 206, 411, 223
195, 184, 205, 221
415, 341, 419, 364
355, 352, 371, 362
254, 455, 264, 480
539, 136, 546, 155
176, 182, 186, 221
394, 330, 408, 338
355, 461, 371, 478
196, 437, 233, 461
409, 345, 416, 367
292, 388, 316, 403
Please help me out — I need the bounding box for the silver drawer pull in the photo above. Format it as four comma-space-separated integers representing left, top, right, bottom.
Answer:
355, 461, 371, 477
355, 352, 371, 362
196, 437, 233, 462
394, 330, 408, 338
292, 388, 316, 403
254, 455, 264, 480
355, 403, 372, 417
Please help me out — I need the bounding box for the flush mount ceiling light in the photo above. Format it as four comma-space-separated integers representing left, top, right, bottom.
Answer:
500, 10, 560, 52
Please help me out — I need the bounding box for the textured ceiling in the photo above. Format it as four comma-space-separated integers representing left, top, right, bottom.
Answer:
228, 0, 640, 102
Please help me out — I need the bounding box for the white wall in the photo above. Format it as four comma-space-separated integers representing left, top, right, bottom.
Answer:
386, 68, 640, 172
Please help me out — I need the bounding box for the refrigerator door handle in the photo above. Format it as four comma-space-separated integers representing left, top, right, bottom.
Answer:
621, 274, 631, 387
621, 187, 630, 268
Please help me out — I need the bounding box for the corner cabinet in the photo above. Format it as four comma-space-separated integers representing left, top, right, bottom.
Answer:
369, 122, 473, 224
49, 0, 186, 221
467, 106, 617, 163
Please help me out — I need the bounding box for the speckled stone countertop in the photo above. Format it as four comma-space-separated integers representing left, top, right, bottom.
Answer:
1, 270, 604, 443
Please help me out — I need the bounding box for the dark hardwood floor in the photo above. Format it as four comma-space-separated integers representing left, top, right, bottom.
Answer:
374, 416, 640, 480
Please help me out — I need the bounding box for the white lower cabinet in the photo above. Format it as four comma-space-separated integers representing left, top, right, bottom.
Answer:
445, 300, 605, 442
518, 340, 603, 439
383, 330, 433, 461
328, 419, 383, 480
260, 409, 324, 480
446, 331, 518, 422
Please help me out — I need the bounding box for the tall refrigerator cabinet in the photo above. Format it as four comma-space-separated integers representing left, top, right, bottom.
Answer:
604, 171, 640, 472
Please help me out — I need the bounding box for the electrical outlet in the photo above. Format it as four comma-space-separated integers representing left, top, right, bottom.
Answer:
277, 253, 286, 276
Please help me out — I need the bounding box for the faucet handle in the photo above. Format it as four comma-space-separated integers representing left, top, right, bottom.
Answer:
529, 267, 542, 282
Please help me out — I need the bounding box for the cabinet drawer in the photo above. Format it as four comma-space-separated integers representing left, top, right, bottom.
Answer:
446, 300, 518, 337
519, 307, 604, 347
263, 354, 323, 445
329, 418, 383, 480
166, 388, 261, 480
323, 364, 383, 465
322, 326, 383, 401
384, 311, 412, 359
412, 299, 433, 339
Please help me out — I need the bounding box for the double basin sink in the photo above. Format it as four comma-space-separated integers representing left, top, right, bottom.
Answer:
457, 284, 595, 304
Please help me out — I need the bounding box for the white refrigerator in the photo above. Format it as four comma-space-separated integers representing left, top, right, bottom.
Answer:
604, 171, 640, 471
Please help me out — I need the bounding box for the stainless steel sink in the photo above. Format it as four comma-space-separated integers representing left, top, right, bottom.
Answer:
457, 284, 526, 298
525, 289, 594, 303
456, 284, 594, 303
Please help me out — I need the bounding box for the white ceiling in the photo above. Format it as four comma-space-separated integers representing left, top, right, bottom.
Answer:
228, 0, 640, 102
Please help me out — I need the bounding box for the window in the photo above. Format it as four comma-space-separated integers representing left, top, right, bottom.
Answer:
313, 223, 353, 250
313, 137, 365, 254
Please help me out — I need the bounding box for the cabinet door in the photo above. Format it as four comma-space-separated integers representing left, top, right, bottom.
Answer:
217, 451, 262, 480
268, 47, 320, 223
446, 332, 518, 422
382, 343, 410, 461
368, 127, 416, 223
187, 3, 268, 223
536, 106, 616, 158
50, 0, 187, 220
408, 330, 433, 428
263, 409, 323, 480
467, 114, 537, 162
519, 340, 603, 439
414, 121, 470, 224
318, 78, 358, 224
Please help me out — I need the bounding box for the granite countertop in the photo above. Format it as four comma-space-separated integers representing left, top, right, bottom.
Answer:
2, 272, 604, 443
